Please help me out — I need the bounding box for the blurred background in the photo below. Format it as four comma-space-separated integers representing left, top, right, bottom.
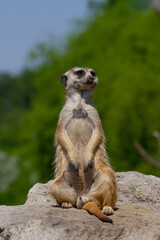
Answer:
0, 0, 160, 205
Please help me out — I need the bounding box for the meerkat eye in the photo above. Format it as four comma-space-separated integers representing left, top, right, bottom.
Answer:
90, 71, 96, 77
75, 70, 85, 77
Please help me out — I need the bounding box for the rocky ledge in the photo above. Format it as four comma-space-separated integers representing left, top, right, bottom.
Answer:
0, 171, 160, 240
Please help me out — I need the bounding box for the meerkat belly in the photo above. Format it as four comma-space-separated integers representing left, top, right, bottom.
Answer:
66, 118, 93, 146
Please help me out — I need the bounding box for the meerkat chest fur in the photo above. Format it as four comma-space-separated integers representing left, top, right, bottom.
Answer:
65, 98, 94, 156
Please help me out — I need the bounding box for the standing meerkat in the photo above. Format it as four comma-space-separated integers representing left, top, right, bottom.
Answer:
50, 67, 117, 223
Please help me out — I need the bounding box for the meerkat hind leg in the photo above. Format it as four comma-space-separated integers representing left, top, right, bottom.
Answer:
86, 168, 116, 216
50, 178, 77, 207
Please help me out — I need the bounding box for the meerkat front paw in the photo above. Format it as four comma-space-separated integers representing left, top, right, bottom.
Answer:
102, 206, 114, 215
61, 202, 73, 208
84, 160, 93, 172
68, 162, 79, 173
84, 151, 94, 172
68, 153, 79, 171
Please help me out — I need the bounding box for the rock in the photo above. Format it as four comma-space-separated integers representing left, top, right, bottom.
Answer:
25, 180, 56, 206
116, 171, 160, 210
0, 171, 160, 240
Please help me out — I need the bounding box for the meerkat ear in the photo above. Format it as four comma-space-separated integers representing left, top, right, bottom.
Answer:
60, 74, 68, 86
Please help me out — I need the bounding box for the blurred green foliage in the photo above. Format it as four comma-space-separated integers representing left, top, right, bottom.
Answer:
0, 0, 160, 205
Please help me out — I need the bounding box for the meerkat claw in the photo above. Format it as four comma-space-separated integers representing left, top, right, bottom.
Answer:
102, 206, 114, 216
61, 202, 73, 208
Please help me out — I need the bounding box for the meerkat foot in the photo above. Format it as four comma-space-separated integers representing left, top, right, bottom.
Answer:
61, 202, 73, 208
102, 206, 114, 215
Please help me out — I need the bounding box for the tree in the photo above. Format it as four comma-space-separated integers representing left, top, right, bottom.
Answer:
1, 0, 160, 204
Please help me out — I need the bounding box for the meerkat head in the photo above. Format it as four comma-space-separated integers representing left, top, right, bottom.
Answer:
60, 67, 98, 91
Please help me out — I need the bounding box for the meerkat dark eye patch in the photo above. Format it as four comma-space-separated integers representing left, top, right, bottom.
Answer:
75, 70, 85, 77
90, 71, 96, 77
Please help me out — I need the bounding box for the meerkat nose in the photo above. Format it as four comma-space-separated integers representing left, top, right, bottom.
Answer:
87, 76, 94, 83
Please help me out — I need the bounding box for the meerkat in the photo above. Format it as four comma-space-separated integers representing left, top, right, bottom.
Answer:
50, 67, 117, 223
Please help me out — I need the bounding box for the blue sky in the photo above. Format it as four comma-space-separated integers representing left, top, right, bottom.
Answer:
0, 0, 88, 73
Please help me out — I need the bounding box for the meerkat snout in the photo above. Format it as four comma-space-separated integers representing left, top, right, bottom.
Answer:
87, 76, 94, 83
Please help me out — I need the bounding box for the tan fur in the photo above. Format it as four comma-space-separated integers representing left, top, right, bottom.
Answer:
50, 67, 117, 221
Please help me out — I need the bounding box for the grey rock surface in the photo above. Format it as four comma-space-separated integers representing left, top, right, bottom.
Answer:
0, 171, 160, 240
116, 171, 160, 210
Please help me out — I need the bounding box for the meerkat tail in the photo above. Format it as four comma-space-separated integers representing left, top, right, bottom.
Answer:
82, 201, 113, 223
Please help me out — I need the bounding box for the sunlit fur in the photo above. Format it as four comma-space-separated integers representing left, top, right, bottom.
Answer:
50, 67, 117, 219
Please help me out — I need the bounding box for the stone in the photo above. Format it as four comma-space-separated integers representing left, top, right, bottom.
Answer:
116, 171, 160, 210
0, 171, 160, 240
